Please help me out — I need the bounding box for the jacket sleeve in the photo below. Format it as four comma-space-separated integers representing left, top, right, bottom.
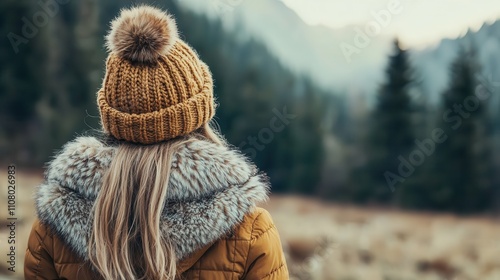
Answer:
24, 219, 60, 280
244, 209, 289, 280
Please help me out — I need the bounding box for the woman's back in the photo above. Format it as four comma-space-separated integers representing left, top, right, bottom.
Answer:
25, 135, 288, 279
27, 206, 285, 279
24, 5, 288, 280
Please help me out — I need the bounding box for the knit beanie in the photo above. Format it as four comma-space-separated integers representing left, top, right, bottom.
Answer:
97, 5, 215, 144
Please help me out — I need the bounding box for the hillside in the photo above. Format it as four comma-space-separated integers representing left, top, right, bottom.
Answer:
179, 0, 391, 94
180, 0, 500, 103
413, 20, 500, 102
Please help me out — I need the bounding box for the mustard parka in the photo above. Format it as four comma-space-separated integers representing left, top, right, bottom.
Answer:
24, 136, 289, 279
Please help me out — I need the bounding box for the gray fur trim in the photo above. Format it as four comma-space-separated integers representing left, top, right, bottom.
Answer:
35, 136, 269, 260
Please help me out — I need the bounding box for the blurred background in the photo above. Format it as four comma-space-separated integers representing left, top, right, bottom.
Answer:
1, 0, 500, 279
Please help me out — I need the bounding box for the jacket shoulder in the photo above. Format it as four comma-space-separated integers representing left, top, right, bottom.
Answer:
27, 219, 55, 252
233, 207, 275, 241
235, 207, 289, 279
25, 219, 100, 280
25, 219, 59, 279
229, 207, 274, 241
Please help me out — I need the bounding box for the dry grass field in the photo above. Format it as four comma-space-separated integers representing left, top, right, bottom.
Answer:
0, 168, 41, 280
1, 169, 499, 280
269, 196, 500, 280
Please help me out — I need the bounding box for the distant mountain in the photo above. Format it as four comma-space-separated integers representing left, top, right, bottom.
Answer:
178, 0, 393, 94
413, 21, 500, 103
178, 0, 500, 103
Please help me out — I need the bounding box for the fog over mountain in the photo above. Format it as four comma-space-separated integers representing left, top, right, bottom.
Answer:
179, 0, 500, 102
413, 21, 500, 102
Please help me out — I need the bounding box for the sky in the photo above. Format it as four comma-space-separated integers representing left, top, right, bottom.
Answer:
280, 0, 500, 48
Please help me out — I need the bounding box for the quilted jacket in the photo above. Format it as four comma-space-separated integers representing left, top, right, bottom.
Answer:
24, 136, 289, 279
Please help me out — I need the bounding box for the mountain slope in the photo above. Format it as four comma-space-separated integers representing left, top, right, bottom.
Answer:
178, 0, 393, 94
413, 20, 500, 102
179, 0, 500, 103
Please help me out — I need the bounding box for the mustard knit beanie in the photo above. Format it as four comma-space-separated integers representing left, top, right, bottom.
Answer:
97, 5, 215, 144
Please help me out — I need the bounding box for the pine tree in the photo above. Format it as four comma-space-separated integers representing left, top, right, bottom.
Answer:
167, 2, 326, 193
0, 0, 47, 164
353, 39, 415, 203
30, 0, 102, 164
428, 47, 493, 213
284, 79, 326, 195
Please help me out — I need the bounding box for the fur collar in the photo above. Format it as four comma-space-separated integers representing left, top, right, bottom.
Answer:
35, 136, 269, 261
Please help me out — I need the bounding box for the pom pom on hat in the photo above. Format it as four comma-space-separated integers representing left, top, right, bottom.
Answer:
106, 5, 179, 64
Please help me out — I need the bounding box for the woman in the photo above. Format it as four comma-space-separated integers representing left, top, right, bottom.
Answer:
24, 5, 288, 280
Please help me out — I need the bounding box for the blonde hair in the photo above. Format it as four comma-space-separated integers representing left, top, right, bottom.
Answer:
88, 123, 225, 279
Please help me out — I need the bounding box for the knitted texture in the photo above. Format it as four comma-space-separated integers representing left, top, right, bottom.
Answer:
98, 6, 215, 144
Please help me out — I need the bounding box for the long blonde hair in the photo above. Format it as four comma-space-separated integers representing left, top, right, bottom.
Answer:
88, 123, 224, 279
